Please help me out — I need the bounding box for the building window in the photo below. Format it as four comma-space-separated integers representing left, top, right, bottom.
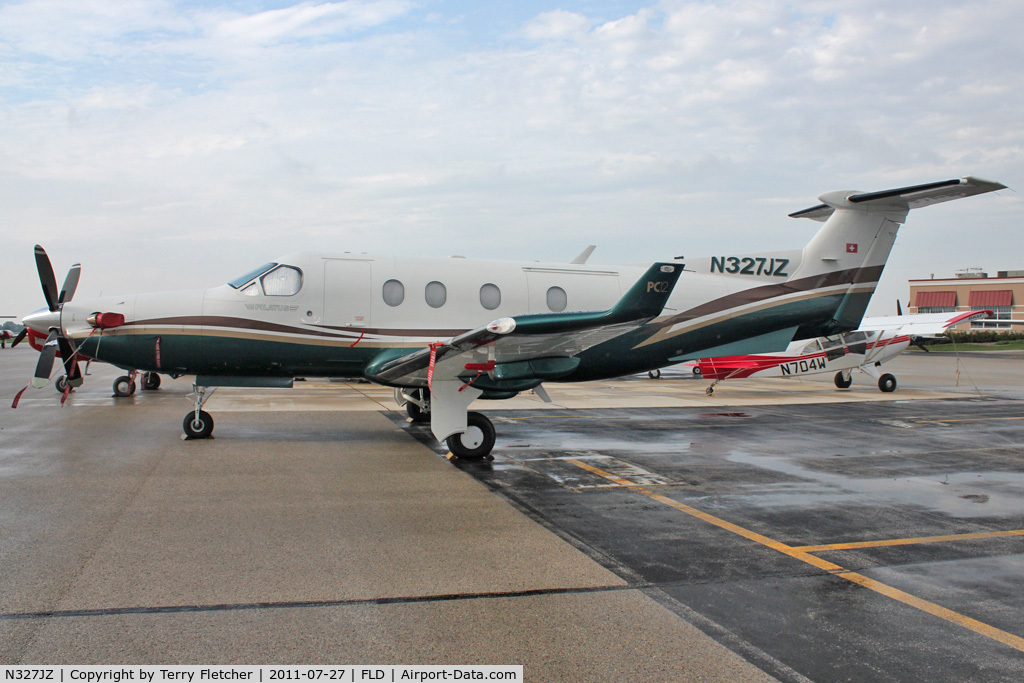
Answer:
260, 266, 303, 296
972, 306, 1011, 329
425, 281, 447, 308
546, 286, 567, 312
382, 279, 405, 307
918, 306, 956, 314
480, 283, 501, 310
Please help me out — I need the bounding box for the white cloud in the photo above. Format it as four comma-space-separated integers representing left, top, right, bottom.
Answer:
522, 10, 591, 41
0, 0, 1022, 317
213, 0, 414, 44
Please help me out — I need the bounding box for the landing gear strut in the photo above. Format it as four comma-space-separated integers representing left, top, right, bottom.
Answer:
445, 412, 495, 460
183, 384, 216, 439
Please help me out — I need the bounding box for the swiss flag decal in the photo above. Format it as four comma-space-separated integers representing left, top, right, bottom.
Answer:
846, 243, 858, 253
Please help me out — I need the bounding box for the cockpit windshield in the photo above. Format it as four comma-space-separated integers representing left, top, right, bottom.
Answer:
228, 263, 277, 289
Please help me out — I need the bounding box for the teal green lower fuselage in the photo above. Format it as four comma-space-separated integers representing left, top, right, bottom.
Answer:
74, 290, 862, 393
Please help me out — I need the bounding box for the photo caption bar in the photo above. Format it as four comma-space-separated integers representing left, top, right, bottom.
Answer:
0, 667, 523, 683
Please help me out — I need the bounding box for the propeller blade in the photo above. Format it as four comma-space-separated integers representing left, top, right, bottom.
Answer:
32, 330, 60, 388
896, 299, 903, 316
59, 264, 81, 304
35, 245, 59, 312
57, 336, 77, 377
11, 328, 27, 348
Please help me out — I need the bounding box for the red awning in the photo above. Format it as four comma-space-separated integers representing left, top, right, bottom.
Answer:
915, 291, 956, 307
968, 290, 1012, 307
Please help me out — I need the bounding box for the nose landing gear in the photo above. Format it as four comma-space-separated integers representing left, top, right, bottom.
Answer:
183, 384, 216, 439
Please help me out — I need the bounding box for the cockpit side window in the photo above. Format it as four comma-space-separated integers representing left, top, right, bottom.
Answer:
261, 265, 303, 296
799, 339, 822, 354
229, 263, 277, 289
240, 283, 261, 297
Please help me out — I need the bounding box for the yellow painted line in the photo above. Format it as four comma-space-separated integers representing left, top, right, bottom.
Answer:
915, 416, 1024, 424
796, 529, 1024, 552
837, 572, 1024, 651
568, 460, 844, 574
567, 459, 1024, 653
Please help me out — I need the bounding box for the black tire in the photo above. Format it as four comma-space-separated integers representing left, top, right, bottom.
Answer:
55, 376, 68, 393
143, 372, 161, 390
648, 369, 662, 379
692, 366, 702, 376
406, 400, 429, 423
446, 412, 496, 460
878, 373, 897, 393
113, 376, 134, 397
834, 371, 852, 389
183, 410, 214, 439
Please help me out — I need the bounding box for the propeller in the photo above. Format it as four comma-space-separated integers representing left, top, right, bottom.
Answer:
35, 244, 61, 312
13, 246, 85, 407
32, 330, 60, 388
11, 328, 28, 348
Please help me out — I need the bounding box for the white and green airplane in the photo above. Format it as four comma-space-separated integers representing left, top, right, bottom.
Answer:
17, 177, 1004, 458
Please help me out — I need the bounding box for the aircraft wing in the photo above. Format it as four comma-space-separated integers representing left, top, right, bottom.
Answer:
365, 262, 683, 388
858, 310, 993, 337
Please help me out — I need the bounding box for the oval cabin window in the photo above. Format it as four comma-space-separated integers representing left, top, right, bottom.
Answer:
425, 281, 447, 308
382, 279, 405, 307
546, 286, 567, 312
480, 283, 501, 310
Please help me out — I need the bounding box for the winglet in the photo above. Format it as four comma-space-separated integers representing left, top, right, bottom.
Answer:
605, 262, 683, 323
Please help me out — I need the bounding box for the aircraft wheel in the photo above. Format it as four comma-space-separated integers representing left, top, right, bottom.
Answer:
406, 400, 429, 423
183, 410, 214, 439
446, 412, 496, 460
113, 376, 135, 397
692, 366, 702, 376
143, 372, 161, 390
705, 386, 715, 396
55, 376, 69, 393
878, 373, 897, 393
648, 369, 661, 379
834, 371, 852, 389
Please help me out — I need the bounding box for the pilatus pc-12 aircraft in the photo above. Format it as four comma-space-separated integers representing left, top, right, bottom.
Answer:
16, 177, 1004, 459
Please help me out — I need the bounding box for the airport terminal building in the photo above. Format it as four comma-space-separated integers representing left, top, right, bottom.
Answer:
909, 269, 1024, 331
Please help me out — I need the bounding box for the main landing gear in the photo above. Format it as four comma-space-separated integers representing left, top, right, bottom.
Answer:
445, 412, 496, 460
396, 387, 497, 460
834, 370, 897, 393
112, 371, 162, 397
182, 384, 216, 439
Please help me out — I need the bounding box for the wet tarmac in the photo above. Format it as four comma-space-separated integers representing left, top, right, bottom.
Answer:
2, 347, 1024, 681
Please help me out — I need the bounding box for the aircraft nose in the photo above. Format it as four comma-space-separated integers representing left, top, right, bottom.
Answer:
22, 307, 61, 334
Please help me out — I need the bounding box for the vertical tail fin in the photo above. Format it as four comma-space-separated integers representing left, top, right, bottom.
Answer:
788, 176, 1005, 332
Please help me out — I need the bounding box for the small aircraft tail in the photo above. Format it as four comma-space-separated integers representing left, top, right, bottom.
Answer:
787, 176, 1005, 334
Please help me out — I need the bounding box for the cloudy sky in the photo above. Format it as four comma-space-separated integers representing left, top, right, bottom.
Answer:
1, 0, 1021, 319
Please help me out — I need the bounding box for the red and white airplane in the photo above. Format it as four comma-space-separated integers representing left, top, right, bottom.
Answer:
693, 309, 993, 394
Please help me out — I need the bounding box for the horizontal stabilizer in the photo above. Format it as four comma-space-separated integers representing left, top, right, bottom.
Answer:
790, 176, 1007, 222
